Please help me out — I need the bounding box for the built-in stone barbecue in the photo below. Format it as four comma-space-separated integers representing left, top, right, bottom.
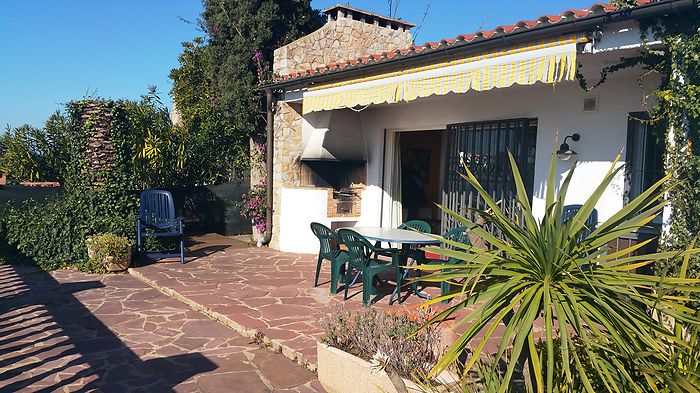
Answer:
301, 160, 366, 218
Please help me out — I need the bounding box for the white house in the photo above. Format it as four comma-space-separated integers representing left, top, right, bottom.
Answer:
262, 1, 691, 254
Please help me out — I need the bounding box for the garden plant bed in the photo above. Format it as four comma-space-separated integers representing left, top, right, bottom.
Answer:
317, 343, 457, 393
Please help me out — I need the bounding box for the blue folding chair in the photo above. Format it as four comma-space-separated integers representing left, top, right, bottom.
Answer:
136, 190, 185, 264
562, 204, 598, 242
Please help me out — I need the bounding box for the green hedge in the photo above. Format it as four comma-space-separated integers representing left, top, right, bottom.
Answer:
1, 186, 136, 272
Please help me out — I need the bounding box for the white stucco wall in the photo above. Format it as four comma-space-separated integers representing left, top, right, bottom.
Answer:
278, 187, 378, 253
276, 36, 658, 252
359, 63, 651, 223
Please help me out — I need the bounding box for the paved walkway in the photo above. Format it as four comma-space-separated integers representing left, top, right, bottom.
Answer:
0, 263, 324, 392
129, 246, 456, 371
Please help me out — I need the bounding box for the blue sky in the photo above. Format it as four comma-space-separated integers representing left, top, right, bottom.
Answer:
0, 0, 594, 129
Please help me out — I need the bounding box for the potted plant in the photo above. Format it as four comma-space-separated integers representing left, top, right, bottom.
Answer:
86, 233, 133, 272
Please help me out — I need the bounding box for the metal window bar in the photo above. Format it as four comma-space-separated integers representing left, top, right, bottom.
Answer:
442, 118, 537, 242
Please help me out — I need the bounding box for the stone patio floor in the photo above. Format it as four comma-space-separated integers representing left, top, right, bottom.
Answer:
0, 263, 323, 392
129, 240, 497, 371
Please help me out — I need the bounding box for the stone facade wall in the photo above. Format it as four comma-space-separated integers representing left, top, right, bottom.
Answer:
273, 17, 412, 77
270, 101, 303, 249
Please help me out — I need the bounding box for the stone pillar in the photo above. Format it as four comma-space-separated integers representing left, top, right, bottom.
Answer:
269, 101, 303, 250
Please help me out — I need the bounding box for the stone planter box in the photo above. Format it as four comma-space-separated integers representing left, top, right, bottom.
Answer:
317, 343, 455, 393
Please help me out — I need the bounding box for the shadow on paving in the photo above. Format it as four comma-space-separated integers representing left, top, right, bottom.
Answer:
0, 264, 217, 392
135, 233, 251, 265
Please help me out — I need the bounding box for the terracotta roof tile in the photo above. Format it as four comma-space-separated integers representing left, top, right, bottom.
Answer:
274, 1, 664, 83
456, 33, 476, 41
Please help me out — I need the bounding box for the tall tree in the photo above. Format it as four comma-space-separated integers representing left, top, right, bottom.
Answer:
170, 37, 250, 184
202, 0, 323, 138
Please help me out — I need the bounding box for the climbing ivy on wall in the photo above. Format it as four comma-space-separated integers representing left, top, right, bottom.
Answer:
648, 5, 700, 284
588, 1, 700, 286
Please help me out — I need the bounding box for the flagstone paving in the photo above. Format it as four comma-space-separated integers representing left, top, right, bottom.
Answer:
129, 247, 461, 371
0, 263, 324, 392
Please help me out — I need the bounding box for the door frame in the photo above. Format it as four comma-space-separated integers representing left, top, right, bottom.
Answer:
381, 125, 446, 229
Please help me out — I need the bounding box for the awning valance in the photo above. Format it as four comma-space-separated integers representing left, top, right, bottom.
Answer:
302, 35, 585, 114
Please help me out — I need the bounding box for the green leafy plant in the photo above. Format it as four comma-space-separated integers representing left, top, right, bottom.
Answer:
86, 233, 133, 272
415, 147, 700, 392
1, 185, 135, 272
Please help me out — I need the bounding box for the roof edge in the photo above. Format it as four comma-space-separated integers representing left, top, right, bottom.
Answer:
264, 0, 695, 91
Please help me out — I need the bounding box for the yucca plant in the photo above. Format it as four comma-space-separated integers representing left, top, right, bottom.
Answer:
413, 147, 700, 392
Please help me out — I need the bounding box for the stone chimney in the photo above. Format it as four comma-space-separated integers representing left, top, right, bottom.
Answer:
273, 5, 414, 77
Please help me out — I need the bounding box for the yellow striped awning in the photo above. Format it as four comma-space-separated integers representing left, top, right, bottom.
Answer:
302, 35, 586, 114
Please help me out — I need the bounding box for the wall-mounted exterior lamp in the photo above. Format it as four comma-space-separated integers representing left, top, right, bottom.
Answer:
557, 133, 580, 161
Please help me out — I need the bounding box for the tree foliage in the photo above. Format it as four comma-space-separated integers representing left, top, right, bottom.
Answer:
170, 37, 213, 129
202, 0, 323, 137
0, 114, 71, 183
169, 38, 250, 184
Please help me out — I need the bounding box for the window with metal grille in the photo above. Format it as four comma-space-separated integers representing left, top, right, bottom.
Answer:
625, 112, 665, 204
619, 112, 665, 270
442, 118, 537, 238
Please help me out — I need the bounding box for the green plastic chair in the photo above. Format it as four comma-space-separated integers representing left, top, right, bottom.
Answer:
310, 222, 348, 294
375, 219, 432, 258
398, 220, 431, 233
338, 229, 396, 307
422, 226, 471, 301
397, 219, 432, 263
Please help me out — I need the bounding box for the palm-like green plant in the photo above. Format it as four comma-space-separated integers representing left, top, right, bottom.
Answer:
414, 148, 700, 392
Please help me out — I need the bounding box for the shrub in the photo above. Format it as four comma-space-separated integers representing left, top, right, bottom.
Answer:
321, 305, 444, 380
238, 179, 266, 233
86, 233, 133, 272
0, 115, 71, 183
1, 186, 135, 272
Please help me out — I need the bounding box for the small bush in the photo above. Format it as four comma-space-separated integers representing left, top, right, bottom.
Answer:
237, 179, 266, 233
86, 233, 132, 272
321, 305, 444, 380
